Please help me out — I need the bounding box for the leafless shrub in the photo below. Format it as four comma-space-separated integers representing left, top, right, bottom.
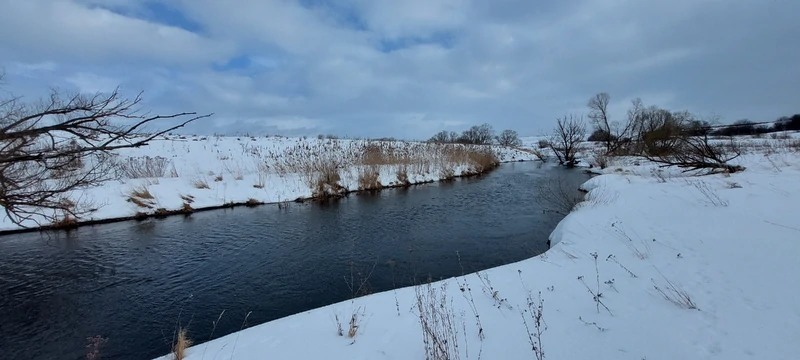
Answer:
115, 156, 172, 179
416, 279, 461, 360
548, 114, 586, 167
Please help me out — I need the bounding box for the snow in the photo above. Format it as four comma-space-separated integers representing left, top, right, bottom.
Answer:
153, 135, 800, 360
0, 136, 537, 231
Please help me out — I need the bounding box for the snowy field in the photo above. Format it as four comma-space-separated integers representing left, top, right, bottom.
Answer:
0, 135, 537, 232
154, 134, 800, 360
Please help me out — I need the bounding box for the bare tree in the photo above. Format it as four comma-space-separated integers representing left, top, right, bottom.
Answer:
627, 97, 644, 143
0, 82, 211, 227
638, 108, 744, 173
645, 132, 744, 173
496, 129, 522, 147
548, 114, 586, 167
459, 123, 495, 145
587, 92, 636, 155
428, 130, 450, 143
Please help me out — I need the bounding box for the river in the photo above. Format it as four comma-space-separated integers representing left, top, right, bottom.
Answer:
0, 161, 591, 360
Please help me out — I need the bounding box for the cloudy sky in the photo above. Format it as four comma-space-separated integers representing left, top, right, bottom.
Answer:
0, 0, 797, 139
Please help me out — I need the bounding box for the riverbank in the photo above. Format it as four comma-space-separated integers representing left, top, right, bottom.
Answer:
155, 140, 800, 359
0, 136, 537, 234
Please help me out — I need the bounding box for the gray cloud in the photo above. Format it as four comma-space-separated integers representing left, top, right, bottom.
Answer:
1, 0, 798, 139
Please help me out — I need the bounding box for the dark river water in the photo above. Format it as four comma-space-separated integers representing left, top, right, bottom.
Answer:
0, 162, 590, 360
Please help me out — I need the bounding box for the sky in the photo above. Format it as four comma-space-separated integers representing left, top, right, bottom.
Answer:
0, 0, 798, 139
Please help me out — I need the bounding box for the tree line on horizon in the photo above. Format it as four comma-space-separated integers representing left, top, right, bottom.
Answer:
427, 123, 522, 147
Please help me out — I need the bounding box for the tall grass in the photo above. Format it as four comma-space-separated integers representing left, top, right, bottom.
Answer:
247, 139, 500, 195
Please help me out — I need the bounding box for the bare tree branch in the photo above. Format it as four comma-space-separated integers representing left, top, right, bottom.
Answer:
1, 85, 211, 228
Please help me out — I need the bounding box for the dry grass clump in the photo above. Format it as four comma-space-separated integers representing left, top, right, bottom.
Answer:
307, 154, 346, 199
440, 167, 456, 180
214, 174, 223, 182
52, 214, 79, 229
396, 165, 410, 186
192, 178, 210, 189
357, 165, 382, 190
128, 185, 156, 209
465, 146, 499, 172
130, 185, 154, 199
181, 202, 193, 214
172, 328, 193, 360
153, 208, 170, 218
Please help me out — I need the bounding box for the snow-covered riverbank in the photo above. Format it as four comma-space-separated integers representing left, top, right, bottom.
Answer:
0, 136, 536, 233
155, 137, 800, 359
